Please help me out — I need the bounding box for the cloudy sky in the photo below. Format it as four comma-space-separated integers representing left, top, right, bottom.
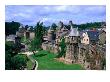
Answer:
5, 5, 106, 26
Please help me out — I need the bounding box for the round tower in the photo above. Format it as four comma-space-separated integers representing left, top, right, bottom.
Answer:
65, 24, 80, 64
48, 26, 54, 42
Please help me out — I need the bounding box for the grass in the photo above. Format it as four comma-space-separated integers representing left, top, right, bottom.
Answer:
26, 58, 34, 70
31, 50, 83, 70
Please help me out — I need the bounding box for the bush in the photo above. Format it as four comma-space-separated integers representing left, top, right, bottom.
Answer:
11, 54, 27, 70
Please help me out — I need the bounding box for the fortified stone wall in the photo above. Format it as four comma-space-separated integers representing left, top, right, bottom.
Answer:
79, 44, 106, 70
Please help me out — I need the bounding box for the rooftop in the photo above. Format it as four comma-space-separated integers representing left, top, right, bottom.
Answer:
69, 26, 79, 36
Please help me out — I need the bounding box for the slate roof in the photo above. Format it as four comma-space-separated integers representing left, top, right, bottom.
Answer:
87, 31, 99, 41
69, 26, 79, 36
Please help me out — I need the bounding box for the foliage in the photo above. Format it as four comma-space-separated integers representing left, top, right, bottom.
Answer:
11, 54, 27, 70
32, 21, 45, 50
29, 39, 37, 55
26, 59, 34, 70
57, 37, 66, 58
5, 41, 15, 55
65, 22, 105, 30
77, 22, 105, 30
5, 41, 28, 70
5, 21, 20, 36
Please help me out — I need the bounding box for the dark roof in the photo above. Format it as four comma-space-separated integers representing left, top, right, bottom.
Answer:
87, 31, 99, 41
99, 30, 106, 34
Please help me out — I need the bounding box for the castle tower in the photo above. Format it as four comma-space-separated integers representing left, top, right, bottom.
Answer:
65, 23, 80, 64
58, 21, 63, 29
48, 26, 54, 42
69, 20, 73, 26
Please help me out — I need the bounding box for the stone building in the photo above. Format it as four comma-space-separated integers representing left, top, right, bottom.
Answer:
23, 27, 35, 40
41, 21, 106, 70
42, 21, 69, 54
81, 30, 99, 45
16, 25, 26, 37
16, 25, 35, 40
55, 21, 69, 45
65, 25, 80, 64
47, 26, 55, 42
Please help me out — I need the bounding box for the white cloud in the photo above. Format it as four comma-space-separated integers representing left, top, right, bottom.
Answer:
54, 5, 68, 12
5, 5, 106, 26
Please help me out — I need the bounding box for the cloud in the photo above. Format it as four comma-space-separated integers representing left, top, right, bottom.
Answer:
54, 5, 69, 12
5, 5, 106, 26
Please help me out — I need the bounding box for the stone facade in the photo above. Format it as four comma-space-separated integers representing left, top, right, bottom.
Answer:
99, 31, 106, 45
16, 25, 26, 37
65, 26, 80, 64
24, 31, 35, 40
16, 25, 35, 40
41, 21, 106, 70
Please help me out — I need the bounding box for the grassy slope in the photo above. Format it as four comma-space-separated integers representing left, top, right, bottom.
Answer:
27, 59, 34, 70
31, 50, 83, 70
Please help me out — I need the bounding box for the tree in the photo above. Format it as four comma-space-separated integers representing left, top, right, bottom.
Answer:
11, 54, 28, 70
34, 21, 45, 50
5, 52, 12, 69
77, 22, 105, 30
57, 37, 66, 58
5, 41, 17, 58
5, 41, 28, 70
5, 21, 20, 36
29, 39, 37, 55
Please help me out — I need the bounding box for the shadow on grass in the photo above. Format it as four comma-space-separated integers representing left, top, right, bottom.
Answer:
35, 54, 47, 57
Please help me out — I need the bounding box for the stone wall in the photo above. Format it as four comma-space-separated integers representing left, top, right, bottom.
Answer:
42, 42, 59, 54
79, 44, 106, 70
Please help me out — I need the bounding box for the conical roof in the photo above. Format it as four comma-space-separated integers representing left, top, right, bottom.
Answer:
69, 26, 79, 36
48, 26, 53, 33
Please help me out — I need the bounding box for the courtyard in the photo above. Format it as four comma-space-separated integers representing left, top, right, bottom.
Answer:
31, 50, 84, 70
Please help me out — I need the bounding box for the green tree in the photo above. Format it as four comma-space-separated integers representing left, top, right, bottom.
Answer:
57, 37, 66, 58
34, 21, 45, 50
5, 41, 28, 70
5, 41, 15, 69
29, 39, 37, 55
5, 21, 20, 36
11, 54, 28, 70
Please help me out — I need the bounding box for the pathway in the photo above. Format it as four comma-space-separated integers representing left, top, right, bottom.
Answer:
20, 51, 38, 70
